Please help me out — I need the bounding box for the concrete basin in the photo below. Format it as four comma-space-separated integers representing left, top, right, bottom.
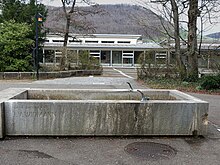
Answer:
0, 88, 208, 138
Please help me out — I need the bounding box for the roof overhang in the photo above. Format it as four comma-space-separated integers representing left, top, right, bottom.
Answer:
43, 43, 165, 51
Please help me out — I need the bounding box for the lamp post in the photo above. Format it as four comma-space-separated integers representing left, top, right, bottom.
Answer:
34, 0, 43, 80
34, 6, 42, 80
35, 13, 42, 80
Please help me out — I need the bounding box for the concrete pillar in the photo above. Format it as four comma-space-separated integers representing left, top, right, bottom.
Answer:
122, 50, 123, 66
42, 48, 45, 64
99, 50, 101, 64
0, 102, 4, 139
53, 49, 56, 64
167, 49, 171, 65
132, 51, 134, 66
110, 50, 112, 66
76, 50, 79, 66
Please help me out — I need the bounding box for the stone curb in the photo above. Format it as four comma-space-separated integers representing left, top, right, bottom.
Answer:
0, 70, 102, 80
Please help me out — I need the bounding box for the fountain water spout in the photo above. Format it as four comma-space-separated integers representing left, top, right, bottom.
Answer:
137, 90, 150, 102
127, 82, 134, 92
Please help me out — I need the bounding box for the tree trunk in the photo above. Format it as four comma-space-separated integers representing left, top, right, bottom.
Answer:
187, 0, 199, 81
60, 0, 76, 71
60, 14, 70, 70
170, 0, 186, 79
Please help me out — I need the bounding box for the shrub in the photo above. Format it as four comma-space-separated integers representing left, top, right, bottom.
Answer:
39, 64, 60, 72
0, 20, 33, 72
137, 51, 179, 79
78, 51, 102, 70
200, 75, 220, 90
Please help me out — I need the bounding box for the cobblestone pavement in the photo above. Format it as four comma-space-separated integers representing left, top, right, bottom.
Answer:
0, 68, 220, 165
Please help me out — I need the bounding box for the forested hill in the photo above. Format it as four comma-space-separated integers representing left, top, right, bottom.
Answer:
206, 32, 220, 39
44, 4, 167, 38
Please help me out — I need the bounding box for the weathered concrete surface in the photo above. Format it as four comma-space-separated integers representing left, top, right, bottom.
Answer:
0, 70, 102, 80
4, 97, 208, 136
0, 88, 28, 100
0, 88, 209, 136
27, 89, 172, 100
3, 72, 20, 80
0, 88, 28, 139
0, 102, 4, 138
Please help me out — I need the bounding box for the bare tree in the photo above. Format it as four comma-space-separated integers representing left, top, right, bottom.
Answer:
139, 0, 220, 80
186, 0, 220, 80
170, 0, 186, 79
59, 0, 102, 70
187, 0, 199, 80
138, 0, 188, 79
60, 0, 76, 70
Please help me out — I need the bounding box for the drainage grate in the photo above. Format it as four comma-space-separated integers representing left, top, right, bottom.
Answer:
124, 142, 177, 160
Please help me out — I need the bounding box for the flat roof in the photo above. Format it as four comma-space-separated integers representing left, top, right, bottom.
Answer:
46, 33, 142, 39
43, 42, 164, 50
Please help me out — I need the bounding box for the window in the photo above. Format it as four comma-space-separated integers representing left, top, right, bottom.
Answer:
52, 40, 64, 42
85, 40, 98, 43
69, 40, 82, 43
44, 50, 54, 63
117, 41, 131, 44
90, 50, 100, 58
90, 50, 100, 53
101, 41, 114, 43
123, 51, 133, 54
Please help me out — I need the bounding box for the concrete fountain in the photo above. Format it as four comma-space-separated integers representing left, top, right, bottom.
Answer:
0, 86, 208, 138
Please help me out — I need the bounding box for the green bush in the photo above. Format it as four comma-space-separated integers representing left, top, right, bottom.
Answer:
137, 51, 179, 79
0, 20, 33, 72
78, 51, 102, 70
200, 75, 220, 90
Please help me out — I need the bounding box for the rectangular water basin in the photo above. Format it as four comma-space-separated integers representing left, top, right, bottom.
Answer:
0, 88, 209, 137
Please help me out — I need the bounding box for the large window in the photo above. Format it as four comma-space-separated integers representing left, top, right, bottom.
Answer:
52, 40, 64, 42
101, 51, 111, 64
67, 50, 78, 64
85, 40, 98, 43
117, 41, 130, 44
112, 51, 122, 65
134, 51, 143, 64
44, 50, 54, 63
101, 41, 114, 43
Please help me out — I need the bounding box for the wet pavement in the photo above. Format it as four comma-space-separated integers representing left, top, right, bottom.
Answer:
0, 68, 220, 165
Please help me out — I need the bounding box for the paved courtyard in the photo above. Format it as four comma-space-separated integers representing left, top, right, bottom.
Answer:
0, 68, 219, 165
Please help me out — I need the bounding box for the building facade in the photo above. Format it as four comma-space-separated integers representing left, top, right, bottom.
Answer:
42, 33, 220, 70
42, 34, 168, 67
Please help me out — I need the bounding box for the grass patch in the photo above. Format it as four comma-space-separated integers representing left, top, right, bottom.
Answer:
143, 78, 220, 95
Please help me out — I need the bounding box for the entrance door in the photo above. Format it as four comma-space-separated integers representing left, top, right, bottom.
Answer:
101, 50, 111, 66
112, 51, 122, 66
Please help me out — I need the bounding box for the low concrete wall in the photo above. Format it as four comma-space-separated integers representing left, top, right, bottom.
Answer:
0, 70, 102, 80
0, 88, 209, 137
0, 103, 4, 139
4, 100, 208, 136
0, 88, 28, 138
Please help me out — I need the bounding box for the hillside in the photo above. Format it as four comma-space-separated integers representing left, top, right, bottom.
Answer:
44, 4, 169, 38
206, 32, 220, 39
